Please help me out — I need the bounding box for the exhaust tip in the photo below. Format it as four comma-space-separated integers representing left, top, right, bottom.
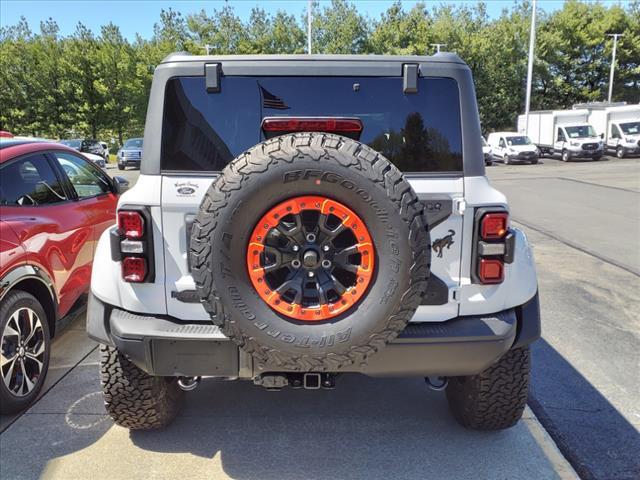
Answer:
178, 376, 201, 391
425, 376, 448, 391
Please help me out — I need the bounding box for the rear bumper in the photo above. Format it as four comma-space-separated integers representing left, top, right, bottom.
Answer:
88, 292, 540, 378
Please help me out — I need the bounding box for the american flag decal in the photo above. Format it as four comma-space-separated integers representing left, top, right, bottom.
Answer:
259, 84, 290, 110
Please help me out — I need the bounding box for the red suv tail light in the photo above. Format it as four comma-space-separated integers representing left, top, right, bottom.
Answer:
118, 211, 145, 239
481, 212, 508, 240
478, 258, 504, 284
122, 257, 147, 282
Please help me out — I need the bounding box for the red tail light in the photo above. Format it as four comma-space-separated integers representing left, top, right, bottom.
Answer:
261, 117, 363, 136
478, 258, 504, 284
118, 211, 145, 239
122, 257, 147, 282
481, 212, 509, 240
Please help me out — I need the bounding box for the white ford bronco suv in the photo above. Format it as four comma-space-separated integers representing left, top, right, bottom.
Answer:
88, 53, 540, 431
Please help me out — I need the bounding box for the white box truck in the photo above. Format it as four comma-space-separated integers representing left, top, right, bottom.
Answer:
517, 109, 604, 162
581, 104, 640, 158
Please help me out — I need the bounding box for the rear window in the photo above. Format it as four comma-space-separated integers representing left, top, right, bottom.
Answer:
161, 76, 463, 173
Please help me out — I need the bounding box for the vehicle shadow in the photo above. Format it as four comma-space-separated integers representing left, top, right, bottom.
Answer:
529, 339, 640, 480
128, 374, 559, 480
2, 338, 637, 479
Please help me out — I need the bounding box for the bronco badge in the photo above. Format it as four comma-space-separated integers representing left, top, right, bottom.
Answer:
432, 229, 455, 258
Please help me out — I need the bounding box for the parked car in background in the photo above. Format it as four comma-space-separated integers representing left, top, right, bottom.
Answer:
481, 137, 493, 165
518, 109, 603, 161
59, 138, 108, 161
99, 141, 110, 159
0, 131, 13, 138
0, 138, 128, 414
580, 103, 640, 158
487, 132, 539, 164
116, 138, 143, 170
81, 151, 106, 169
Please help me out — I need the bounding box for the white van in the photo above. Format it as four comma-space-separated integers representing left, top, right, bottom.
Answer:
517, 109, 603, 162
582, 104, 640, 158
486, 132, 539, 164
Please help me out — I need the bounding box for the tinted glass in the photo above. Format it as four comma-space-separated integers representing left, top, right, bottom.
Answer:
161, 76, 463, 173
620, 122, 639, 135
506, 136, 532, 146
124, 138, 143, 148
0, 154, 67, 206
565, 125, 596, 138
60, 139, 81, 148
52, 151, 112, 198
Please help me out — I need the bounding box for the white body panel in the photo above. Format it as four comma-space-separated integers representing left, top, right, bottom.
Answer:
92, 173, 538, 325
518, 110, 598, 149
486, 131, 538, 160
586, 105, 640, 151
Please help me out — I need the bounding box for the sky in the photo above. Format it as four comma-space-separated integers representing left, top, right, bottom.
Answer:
0, 0, 573, 40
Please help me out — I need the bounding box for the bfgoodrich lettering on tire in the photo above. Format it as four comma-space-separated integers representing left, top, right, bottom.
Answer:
190, 133, 431, 371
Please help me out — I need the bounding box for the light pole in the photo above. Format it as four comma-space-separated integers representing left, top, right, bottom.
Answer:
607, 33, 623, 103
524, 0, 537, 134
430, 43, 447, 53
202, 44, 212, 55
307, 0, 312, 54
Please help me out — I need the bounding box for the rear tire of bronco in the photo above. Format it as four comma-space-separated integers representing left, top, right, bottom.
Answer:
100, 345, 183, 430
190, 133, 430, 371
445, 346, 530, 430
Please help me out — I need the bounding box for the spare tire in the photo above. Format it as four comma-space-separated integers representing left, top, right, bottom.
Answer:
190, 133, 430, 371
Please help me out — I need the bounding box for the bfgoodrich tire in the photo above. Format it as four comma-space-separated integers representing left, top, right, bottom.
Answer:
100, 345, 183, 430
445, 346, 530, 430
190, 133, 430, 371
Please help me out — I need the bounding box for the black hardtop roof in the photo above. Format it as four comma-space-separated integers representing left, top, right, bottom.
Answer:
161, 52, 466, 66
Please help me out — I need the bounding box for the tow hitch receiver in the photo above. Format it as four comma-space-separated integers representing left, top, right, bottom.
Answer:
253, 373, 336, 390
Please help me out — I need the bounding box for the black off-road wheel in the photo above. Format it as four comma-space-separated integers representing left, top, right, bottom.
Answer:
100, 345, 183, 430
445, 346, 530, 430
190, 133, 430, 371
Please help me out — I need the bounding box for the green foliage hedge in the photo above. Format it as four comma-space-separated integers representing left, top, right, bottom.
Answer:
1, 0, 638, 146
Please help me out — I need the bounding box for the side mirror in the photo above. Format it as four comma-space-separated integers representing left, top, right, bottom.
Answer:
112, 176, 129, 195
600, 133, 604, 139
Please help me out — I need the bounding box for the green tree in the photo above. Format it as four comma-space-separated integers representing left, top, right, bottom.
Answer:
312, 0, 369, 54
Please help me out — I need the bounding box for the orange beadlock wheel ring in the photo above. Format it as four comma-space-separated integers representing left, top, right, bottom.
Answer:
247, 195, 375, 322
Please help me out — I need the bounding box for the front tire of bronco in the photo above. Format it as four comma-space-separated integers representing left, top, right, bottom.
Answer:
445, 346, 530, 430
100, 345, 183, 430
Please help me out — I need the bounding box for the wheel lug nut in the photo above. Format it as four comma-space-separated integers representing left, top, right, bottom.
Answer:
292, 245, 300, 252
322, 260, 331, 269
322, 245, 330, 252
306, 233, 316, 243
291, 260, 301, 268
307, 271, 315, 278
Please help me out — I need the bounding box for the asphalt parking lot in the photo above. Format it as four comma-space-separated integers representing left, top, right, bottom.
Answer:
1, 156, 638, 480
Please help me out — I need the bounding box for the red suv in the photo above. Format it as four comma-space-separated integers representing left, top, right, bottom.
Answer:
0, 139, 127, 413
